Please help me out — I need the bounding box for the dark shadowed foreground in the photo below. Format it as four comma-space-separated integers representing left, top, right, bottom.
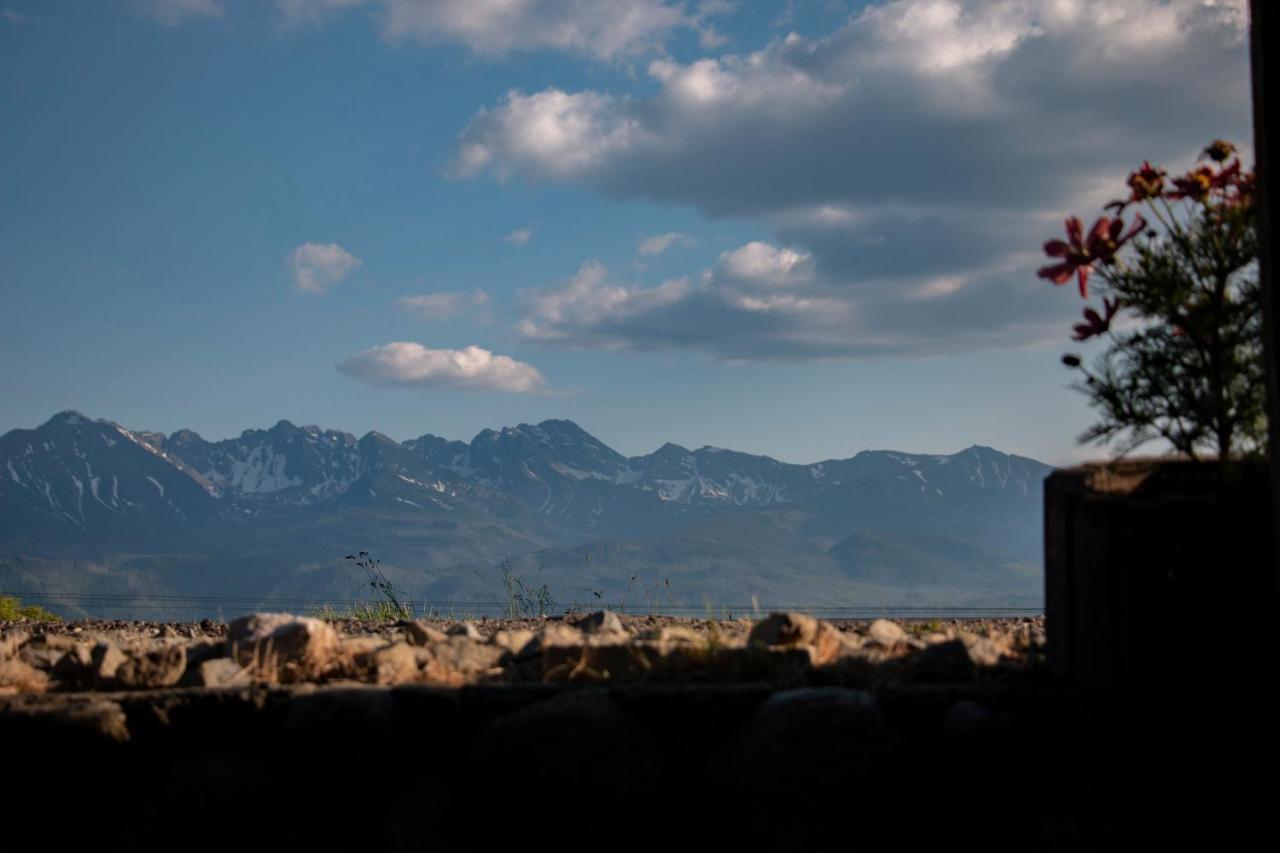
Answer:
0, 612, 1269, 848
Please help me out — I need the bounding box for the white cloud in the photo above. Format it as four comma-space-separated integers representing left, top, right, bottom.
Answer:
517, 261, 690, 345
450, 89, 648, 180
456, 0, 1249, 209
338, 343, 547, 393
270, 0, 723, 59
396, 290, 490, 321
136, 0, 224, 25
715, 242, 813, 288
287, 243, 361, 294
514, 246, 893, 360
637, 232, 694, 255
503, 228, 533, 245
456, 0, 1250, 358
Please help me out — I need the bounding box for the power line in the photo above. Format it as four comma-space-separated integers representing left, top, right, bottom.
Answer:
2, 589, 1042, 618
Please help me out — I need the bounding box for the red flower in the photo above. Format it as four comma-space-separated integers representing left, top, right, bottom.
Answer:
1072, 298, 1120, 341
1168, 165, 1215, 201
1039, 217, 1093, 297
1039, 214, 1146, 298
1209, 158, 1241, 190
1087, 213, 1146, 265
1106, 162, 1166, 212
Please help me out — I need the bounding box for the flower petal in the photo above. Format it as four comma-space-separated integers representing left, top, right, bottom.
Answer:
1038, 262, 1075, 283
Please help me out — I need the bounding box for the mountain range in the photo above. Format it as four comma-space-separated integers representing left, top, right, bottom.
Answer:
0, 411, 1051, 618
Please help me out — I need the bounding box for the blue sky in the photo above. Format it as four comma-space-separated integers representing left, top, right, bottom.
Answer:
0, 0, 1253, 464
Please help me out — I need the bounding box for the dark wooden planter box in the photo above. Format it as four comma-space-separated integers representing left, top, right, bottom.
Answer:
1045, 460, 1276, 689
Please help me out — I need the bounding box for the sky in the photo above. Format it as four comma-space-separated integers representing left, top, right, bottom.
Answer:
0, 0, 1255, 465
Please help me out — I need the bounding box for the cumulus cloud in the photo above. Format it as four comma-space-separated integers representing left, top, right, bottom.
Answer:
503, 228, 533, 245
135, 0, 224, 25
515, 248, 919, 360
271, 0, 721, 59
716, 241, 813, 287
456, 0, 1249, 210
456, 0, 1251, 357
637, 232, 694, 255
396, 290, 491, 321
287, 243, 361, 294
338, 342, 547, 393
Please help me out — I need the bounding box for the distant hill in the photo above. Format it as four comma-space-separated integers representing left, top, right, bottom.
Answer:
0, 411, 1051, 618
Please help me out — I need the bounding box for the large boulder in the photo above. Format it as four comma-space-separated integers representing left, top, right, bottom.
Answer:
227, 613, 338, 683
748, 612, 849, 665
420, 637, 506, 684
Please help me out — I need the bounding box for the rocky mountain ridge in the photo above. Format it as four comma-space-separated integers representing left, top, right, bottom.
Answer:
0, 411, 1051, 612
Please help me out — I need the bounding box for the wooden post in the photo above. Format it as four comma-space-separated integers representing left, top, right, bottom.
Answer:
1252, 1, 1280, 614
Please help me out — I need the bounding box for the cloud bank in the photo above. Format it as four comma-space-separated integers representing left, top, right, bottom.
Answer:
338, 343, 547, 393
455, 0, 1251, 359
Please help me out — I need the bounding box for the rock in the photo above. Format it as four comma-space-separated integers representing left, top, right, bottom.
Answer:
958, 632, 1008, 667
339, 636, 385, 657
445, 622, 483, 641
365, 642, 420, 685
490, 628, 535, 654
405, 621, 447, 646
17, 634, 80, 670
577, 610, 625, 636
190, 657, 249, 688
159, 624, 179, 639
0, 658, 48, 693
944, 700, 992, 735
574, 642, 655, 681
421, 637, 505, 684
183, 638, 226, 670
471, 689, 662, 799
724, 687, 891, 802
904, 639, 977, 683
866, 619, 908, 646
538, 623, 584, 648
749, 611, 819, 646
747, 611, 846, 665
114, 645, 187, 689
226, 613, 338, 682
50, 642, 94, 687
91, 642, 128, 685
641, 625, 701, 646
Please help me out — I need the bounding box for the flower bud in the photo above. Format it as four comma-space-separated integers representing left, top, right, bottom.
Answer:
1202, 140, 1236, 163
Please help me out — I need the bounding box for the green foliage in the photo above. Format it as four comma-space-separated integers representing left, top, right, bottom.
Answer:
0, 595, 60, 622
310, 601, 411, 622
499, 558, 556, 618
1077, 203, 1264, 458
1048, 142, 1265, 460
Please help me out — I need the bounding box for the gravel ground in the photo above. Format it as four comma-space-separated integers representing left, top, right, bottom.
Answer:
1, 611, 1047, 695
